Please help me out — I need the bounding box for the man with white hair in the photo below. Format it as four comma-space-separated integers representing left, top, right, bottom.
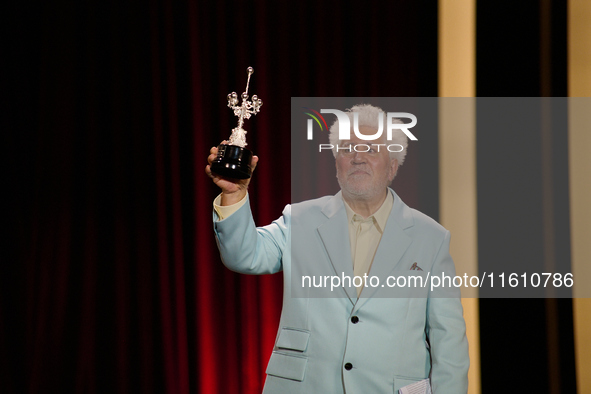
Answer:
206, 104, 469, 393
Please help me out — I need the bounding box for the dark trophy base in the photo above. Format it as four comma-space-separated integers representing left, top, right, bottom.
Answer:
210, 144, 253, 179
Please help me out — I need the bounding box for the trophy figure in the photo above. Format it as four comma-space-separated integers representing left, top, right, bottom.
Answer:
210, 66, 263, 179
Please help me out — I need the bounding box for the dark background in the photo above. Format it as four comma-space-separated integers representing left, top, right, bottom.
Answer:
3, 0, 575, 392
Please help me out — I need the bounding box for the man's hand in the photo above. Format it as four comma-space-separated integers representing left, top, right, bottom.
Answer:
205, 142, 259, 206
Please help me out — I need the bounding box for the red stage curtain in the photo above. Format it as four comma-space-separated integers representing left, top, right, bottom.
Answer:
3, 1, 435, 392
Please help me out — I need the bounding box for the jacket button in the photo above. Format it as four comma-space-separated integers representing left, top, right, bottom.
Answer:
344, 363, 353, 370
351, 316, 359, 324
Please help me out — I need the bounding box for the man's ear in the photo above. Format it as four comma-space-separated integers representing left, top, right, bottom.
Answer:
389, 158, 399, 181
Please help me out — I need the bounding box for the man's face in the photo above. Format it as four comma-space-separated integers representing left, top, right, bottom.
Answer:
335, 125, 398, 200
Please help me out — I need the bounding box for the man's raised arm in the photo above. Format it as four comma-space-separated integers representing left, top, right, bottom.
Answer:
206, 144, 285, 275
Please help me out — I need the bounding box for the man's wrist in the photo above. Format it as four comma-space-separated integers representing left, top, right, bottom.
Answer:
220, 189, 247, 206
214, 192, 248, 220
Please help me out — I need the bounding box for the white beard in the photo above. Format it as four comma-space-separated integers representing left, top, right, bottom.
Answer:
337, 166, 392, 201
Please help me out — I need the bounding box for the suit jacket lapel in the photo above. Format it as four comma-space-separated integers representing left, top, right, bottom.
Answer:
317, 192, 357, 305
354, 189, 414, 312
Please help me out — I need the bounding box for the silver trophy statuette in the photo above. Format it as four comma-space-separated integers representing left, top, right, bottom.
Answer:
210, 67, 263, 179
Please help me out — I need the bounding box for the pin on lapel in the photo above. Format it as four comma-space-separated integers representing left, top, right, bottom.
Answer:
410, 262, 423, 271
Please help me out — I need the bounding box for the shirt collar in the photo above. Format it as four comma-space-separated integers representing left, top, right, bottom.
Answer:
342, 190, 393, 233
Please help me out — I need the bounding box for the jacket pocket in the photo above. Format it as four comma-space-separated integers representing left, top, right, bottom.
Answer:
276, 327, 310, 352
393, 376, 431, 393
266, 351, 308, 381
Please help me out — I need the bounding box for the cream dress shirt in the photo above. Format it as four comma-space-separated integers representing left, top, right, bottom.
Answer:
342, 191, 393, 296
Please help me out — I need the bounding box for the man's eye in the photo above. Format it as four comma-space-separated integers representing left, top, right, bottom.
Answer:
339, 144, 353, 153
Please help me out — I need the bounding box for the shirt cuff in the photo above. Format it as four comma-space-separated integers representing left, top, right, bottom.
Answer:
213, 192, 248, 220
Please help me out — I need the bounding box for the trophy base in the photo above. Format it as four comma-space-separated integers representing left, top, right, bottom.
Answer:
210, 144, 253, 179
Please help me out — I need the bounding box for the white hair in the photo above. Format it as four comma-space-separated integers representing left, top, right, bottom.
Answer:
328, 103, 409, 165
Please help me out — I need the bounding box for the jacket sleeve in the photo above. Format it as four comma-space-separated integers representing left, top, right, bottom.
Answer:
213, 195, 289, 275
426, 230, 470, 393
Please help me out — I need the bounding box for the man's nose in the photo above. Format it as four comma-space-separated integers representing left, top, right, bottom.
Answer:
352, 151, 367, 163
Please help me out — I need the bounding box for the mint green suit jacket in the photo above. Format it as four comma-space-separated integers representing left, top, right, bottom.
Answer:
214, 189, 469, 393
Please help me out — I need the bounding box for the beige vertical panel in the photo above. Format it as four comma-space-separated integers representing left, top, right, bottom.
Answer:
569, 1, 591, 392
570, 100, 591, 392
568, 1, 591, 97
438, 1, 480, 393
439, 0, 475, 98
439, 99, 480, 394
